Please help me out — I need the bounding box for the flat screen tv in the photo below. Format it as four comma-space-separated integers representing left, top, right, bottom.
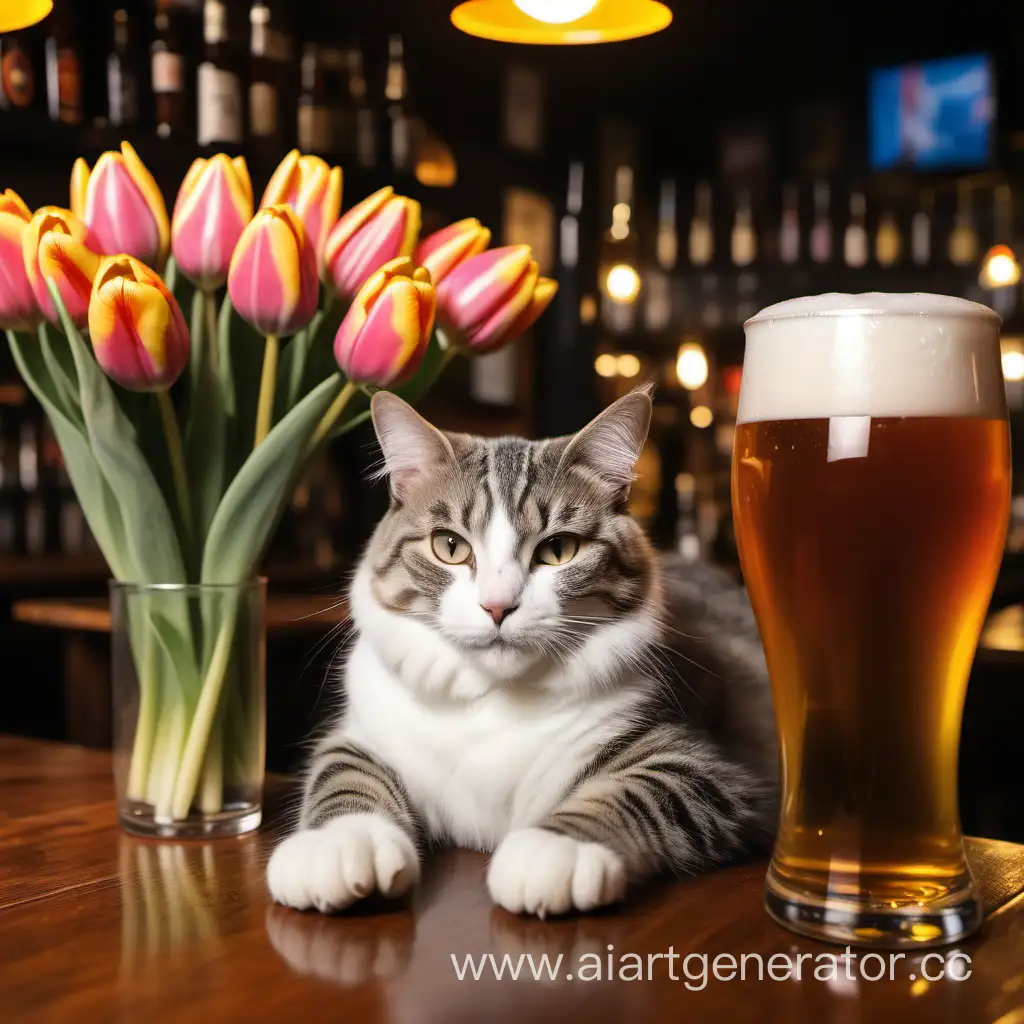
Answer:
869, 53, 994, 170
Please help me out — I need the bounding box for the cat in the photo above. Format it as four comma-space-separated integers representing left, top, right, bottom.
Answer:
267, 386, 777, 917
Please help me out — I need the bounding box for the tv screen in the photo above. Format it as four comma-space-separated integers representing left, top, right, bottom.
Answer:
869, 53, 994, 170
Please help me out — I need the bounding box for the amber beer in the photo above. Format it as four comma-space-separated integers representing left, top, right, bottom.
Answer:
733, 294, 1011, 948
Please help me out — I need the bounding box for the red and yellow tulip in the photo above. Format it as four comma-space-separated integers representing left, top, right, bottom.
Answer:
334, 257, 435, 387
71, 142, 170, 269
414, 218, 491, 286
88, 255, 190, 391
436, 245, 557, 353
260, 150, 342, 269
0, 189, 38, 331
22, 206, 102, 328
227, 205, 318, 337
323, 187, 420, 299
171, 154, 253, 290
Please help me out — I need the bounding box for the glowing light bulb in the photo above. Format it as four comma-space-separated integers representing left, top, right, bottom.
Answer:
676, 342, 708, 390
1002, 348, 1024, 382
514, 0, 598, 23
690, 405, 713, 429
617, 353, 641, 378
594, 353, 618, 378
980, 245, 1021, 289
604, 263, 641, 304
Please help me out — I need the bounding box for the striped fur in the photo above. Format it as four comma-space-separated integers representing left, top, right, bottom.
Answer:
268, 390, 777, 917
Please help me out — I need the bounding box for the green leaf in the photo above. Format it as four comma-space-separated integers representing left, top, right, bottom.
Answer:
148, 605, 201, 707
37, 322, 82, 421
47, 279, 187, 585
201, 373, 342, 584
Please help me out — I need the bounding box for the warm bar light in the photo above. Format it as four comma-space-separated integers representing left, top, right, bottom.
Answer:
979, 244, 1021, 290
0, 0, 52, 31
451, 0, 672, 45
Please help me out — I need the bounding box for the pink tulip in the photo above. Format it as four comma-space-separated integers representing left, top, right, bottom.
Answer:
436, 245, 558, 353
172, 154, 254, 290
71, 142, 170, 269
323, 187, 420, 299
414, 218, 491, 285
334, 257, 435, 387
0, 189, 39, 331
227, 205, 318, 337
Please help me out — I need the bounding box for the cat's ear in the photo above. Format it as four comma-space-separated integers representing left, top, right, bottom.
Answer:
370, 392, 454, 500
558, 386, 653, 497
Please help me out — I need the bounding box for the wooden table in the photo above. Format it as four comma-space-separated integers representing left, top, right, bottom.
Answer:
2, 737, 1024, 1023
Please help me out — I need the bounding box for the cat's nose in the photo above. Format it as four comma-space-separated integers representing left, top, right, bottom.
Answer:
481, 603, 517, 627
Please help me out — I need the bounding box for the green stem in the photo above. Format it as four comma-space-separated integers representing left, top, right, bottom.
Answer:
157, 390, 192, 541
204, 291, 219, 376
254, 334, 280, 448
126, 627, 159, 801
305, 380, 358, 456
440, 345, 459, 371
198, 714, 224, 814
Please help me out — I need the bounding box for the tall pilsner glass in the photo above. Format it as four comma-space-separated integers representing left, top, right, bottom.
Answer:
733, 293, 1011, 948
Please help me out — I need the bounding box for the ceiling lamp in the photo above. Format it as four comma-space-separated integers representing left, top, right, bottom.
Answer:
980, 244, 1021, 290
451, 0, 672, 45
0, 0, 51, 31
604, 263, 641, 304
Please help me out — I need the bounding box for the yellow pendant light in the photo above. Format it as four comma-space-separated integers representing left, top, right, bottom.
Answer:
451, 0, 672, 45
0, 0, 52, 32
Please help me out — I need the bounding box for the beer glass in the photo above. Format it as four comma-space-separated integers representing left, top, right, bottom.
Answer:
733, 293, 1011, 948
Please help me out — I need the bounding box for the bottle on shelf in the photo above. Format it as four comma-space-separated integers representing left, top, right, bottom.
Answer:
810, 180, 832, 264
152, 0, 187, 139
19, 415, 44, 556
197, 0, 244, 148
843, 191, 868, 268
248, 0, 294, 147
656, 178, 678, 270
777, 183, 800, 266
948, 179, 979, 267
107, 6, 139, 128
44, 1, 82, 124
297, 42, 331, 153
875, 208, 902, 267
384, 34, 412, 174
911, 189, 933, 267
730, 187, 756, 267
0, 409, 18, 553
0, 30, 38, 111
688, 181, 714, 267
343, 45, 376, 168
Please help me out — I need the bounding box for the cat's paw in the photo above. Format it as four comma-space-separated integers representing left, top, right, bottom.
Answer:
267, 813, 420, 913
487, 828, 627, 917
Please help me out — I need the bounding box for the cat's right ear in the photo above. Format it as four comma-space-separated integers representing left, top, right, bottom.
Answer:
370, 392, 454, 501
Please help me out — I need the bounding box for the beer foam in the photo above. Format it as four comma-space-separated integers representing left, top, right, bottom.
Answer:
738, 292, 1006, 423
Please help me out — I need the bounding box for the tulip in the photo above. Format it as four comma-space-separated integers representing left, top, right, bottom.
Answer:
414, 218, 491, 285
260, 150, 342, 269
22, 206, 102, 328
0, 189, 38, 331
227, 205, 318, 338
334, 257, 435, 387
72, 142, 170, 269
323, 187, 420, 299
171, 154, 254, 290
436, 245, 558, 353
88, 255, 190, 391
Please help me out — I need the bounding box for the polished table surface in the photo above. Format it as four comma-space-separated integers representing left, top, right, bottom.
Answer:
2, 737, 1024, 1024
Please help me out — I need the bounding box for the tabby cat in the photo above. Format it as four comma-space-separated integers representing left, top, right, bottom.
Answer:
268, 387, 777, 917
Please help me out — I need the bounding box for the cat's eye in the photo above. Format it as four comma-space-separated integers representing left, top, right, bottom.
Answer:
533, 534, 580, 567
431, 530, 473, 565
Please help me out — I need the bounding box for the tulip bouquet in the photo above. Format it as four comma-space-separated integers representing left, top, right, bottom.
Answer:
1, 143, 556, 828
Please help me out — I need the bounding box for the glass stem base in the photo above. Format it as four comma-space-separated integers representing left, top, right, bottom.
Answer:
120, 798, 261, 839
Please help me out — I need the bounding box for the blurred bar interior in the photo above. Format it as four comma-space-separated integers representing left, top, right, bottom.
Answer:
0, 0, 1022, 831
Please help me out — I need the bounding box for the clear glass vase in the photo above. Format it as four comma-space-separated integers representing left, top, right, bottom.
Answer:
110, 579, 267, 838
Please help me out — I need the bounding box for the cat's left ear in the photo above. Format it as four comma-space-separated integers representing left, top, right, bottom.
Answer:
370, 392, 455, 500
558, 385, 653, 498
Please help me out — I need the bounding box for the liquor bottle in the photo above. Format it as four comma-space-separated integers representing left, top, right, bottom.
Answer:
297, 42, 330, 152
656, 178, 678, 270
248, 0, 293, 146
777, 183, 800, 265
107, 7, 139, 127
152, 1, 187, 139
875, 209, 901, 267
948, 180, 978, 267
0, 32, 37, 110
731, 188, 756, 267
384, 34, 412, 173
699, 273, 722, 328
44, 1, 82, 124
843, 191, 868, 268
910, 190, 933, 267
688, 181, 713, 267
197, 0, 243, 147
809, 180, 832, 264
19, 415, 44, 555
344, 45, 376, 167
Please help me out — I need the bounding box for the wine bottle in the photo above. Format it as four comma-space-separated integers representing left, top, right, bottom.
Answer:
297, 42, 329, 152
656, 178, 678, 270
777, 183, 800, 265
0, 410, 17, 553
0, 31, 37, 110
197, 0, 243, 147
152, 1, 187, 139
810, 180, 832, 264
948, 180, 978, 267
731, 188, 756, 267
910, 190, 933, 267
19, 415, 44, 556
107, 7, 139, 127
44, 1, 82, 124
875, 209, 901, 267
688, 181, 713, 267
344, 45, 376, 168
248, 0, 293, 146
843, 191, 868, 268
385, 34, 412, 173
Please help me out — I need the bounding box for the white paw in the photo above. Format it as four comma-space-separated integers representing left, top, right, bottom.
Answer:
487, 828, 627, 917
267, 813, 420, 913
